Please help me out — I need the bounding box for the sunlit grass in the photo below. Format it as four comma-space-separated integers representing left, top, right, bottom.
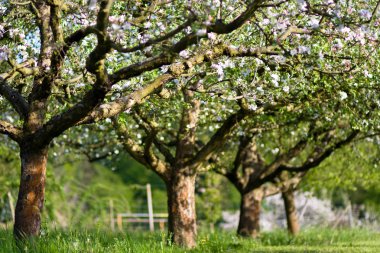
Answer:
0, 228, 379, 252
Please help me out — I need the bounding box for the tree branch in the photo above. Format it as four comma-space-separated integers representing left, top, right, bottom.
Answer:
282, 130, 359, 173
113, 117, 171, 182
208, 0, 265, 34
0, 77, 29, 119
242, 130, 358, 195
79, 73, 174, 124
174, 86, 200, 166
133, 108, 176, 166
111, 13, 196, 53
190, 109, 247, 166
48, 0, 64, 43
142, 123, 171, 182
0, 120, 22, 142
190, 96, 289, 167
31, 0, 115, 145
256, 138, 308, 183
113, 118, 146, 165
82, 43, 280, 125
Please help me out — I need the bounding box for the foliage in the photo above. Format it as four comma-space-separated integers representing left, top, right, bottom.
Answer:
302, 137, 380, 213
196, 172, 224, 229
0, 141, 19, 223
304, 138, 380, 192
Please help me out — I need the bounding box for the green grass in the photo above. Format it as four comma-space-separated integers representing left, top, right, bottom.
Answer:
0, 228, 379, 252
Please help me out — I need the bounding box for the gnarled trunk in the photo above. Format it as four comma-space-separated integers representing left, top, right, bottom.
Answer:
282, 188, 300, 235
14, 145, 48, 238
237, 188, 263, 238
166, 172, 197, 248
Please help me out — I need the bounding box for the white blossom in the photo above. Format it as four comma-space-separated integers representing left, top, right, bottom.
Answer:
203, 20, 212, 26
0, 46, 8, 61
333, 39, 343, 50
364, 70, 373, 78
308, 17, 319, 29
179, 50, 190, 58
161, 65, 169, 73
248, 103, 258, 111
298, 45, 311, 54
196, 29, 207, 36
359, 9, 371, 20
75, 83, 86, 88
154, 21, 164, 31
111, 23, 120, 31
339, 91, 348, 100
271, 73, 280, 87
89, 0, 96, 10
113, 84, 122, 91
122, 22, 132, 30
144, 21, 152, 29
6, 115, 14, 123
272, 147, 280, 154
318, 51, 324, 59
297, 0, 307, 11
207, 32, 217, 40
290, 48, 298, 56
338, 26, 351, 34
261, 19, 270, 26
0, 24, 4, 38
211, 63, 224, 80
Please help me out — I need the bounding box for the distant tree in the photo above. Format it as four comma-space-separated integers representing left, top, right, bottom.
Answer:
215, 121, 359, 238
303, 135, 380, 216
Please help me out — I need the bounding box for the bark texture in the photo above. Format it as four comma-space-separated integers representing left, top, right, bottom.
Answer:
282, 188, 300, 235
14, 146, 48, 238
167, 172, 197, 248
237, 188, 263, 238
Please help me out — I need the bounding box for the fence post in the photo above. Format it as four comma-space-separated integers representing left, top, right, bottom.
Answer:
348, 201, 354, 228
109, 199, 115, 231
117, 214, 123, 231
146, 184, 154, 231
7, 192, 15, 223
299, 197, 309, 223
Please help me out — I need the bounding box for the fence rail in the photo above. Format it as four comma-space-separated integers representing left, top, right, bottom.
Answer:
110, 184, 168, 232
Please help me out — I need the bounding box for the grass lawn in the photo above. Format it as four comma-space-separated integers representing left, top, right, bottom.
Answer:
0, 228, 379, 252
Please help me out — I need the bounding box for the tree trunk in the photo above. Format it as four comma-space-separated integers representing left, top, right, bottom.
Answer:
166, 172, 197, 248
237, 188, 263, 238
282, 188, 300, 235
14, 145, 48, 238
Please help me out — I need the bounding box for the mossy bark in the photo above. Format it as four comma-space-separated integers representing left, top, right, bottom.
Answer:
167, 172, 197, 248
14, 146, 48, 238
282, 188, 300, 235
237, 189, 263, 238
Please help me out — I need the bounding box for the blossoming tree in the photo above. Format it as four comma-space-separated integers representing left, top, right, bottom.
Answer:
1, 0, 379, 248
0, 0, 284, 242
